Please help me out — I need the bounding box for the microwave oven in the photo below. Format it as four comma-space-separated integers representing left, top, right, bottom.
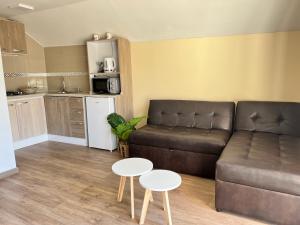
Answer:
92, 77, 121, 94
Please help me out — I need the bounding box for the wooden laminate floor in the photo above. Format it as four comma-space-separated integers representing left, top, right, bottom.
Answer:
0, 142, 266, 225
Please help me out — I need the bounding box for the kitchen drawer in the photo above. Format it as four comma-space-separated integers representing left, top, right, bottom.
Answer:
69, 97, 83, 109
70, 108, 84, 121
70, 121, 85, 138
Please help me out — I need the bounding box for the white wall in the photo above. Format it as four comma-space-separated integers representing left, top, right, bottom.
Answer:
0, 52, 16, 173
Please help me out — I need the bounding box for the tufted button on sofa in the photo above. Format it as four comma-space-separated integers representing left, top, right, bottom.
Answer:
129, 100, 235, 178
216, 101, 300, 225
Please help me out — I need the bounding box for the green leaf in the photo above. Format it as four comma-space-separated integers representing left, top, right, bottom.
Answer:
120, 129, 133, 141
111, 127, 118, 135
107, 114, 146, 141
107, 113, 126, 129
113, 123, 133, 141
128, 116, 146, 127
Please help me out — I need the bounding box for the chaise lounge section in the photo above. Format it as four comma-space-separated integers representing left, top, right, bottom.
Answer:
129, 100, 235, 178
216, 101, 300, 225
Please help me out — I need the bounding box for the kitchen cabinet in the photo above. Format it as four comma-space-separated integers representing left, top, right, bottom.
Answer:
8, 103, 20, 141
0, 19, 27, 54
44, 96, 59, 135
86, 38, 133, 120
30, 98, 47, 136
44, 96, 85, 138
69, 97, 85, 138
44, 97, 71, 136
7, 97, 47, 142
16, 100, 34, 139
0, 20, 10, 53
57, 97, 71, 136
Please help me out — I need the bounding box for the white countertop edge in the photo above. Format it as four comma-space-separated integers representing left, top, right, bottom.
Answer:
4, 72, 88, 78
7, 93, 120, 102
7, 93, 46, 102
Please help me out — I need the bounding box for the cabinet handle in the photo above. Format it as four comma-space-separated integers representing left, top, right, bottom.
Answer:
78, 111, 82, 114
8, 104, 14, 107
12, 49, 24, 53
17, 102, 28, 105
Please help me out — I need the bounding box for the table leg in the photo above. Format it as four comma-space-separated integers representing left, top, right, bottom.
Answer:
117, 176, 126, 202
162, 192, 166, 211
130, 176, 134, 219
163, 191, 172, 225
149, 190, 154, 202
139, 189, 151, 225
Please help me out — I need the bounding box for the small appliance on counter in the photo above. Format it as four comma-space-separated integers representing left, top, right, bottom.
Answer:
103, 57, 116, 72
6, 87, 38, 96
92, 76, 121, 94
6, 91, 23, 96
20, 87, 37, 94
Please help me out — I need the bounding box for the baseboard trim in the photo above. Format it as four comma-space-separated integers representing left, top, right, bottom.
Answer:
13, 134, 87, 150
14, 134, 48, 150
48, 135, 87, 146
0, 167, 19, 179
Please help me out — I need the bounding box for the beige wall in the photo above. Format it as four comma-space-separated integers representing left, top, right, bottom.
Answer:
4, 43, 90, 92
3, 35, 48, 91
131, 31, 300, 116
44, 45, 88, 72
5, 76, 47, 92
47, 76, 90, 93
2, 35, 46, 73
44, 45, 89, 92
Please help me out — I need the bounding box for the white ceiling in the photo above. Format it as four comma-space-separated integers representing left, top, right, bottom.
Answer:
0, 0, 87, 17
1, 0, 300, 46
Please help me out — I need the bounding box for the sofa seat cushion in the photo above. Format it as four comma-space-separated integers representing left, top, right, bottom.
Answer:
217, 131, 300, 196
129, 125, 231, 155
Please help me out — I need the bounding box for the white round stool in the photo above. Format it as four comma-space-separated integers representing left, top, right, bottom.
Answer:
112, 158, 153, 219
139, 170, 182, 225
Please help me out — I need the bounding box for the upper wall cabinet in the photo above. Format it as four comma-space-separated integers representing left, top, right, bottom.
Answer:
87, 37, 134, 120
87, 39, 119, 74
0, 19, 27, 55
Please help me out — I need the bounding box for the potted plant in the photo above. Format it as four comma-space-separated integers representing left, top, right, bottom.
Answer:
107, 113, 145, 158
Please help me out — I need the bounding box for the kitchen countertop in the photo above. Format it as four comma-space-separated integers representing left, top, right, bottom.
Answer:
7, 92, 120, 102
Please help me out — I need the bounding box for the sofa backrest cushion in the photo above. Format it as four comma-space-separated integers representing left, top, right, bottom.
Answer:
235, 101, 300, 136
147, 100, 235, 131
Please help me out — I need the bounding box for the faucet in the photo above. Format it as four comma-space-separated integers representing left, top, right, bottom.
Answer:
58, 78, 68, 94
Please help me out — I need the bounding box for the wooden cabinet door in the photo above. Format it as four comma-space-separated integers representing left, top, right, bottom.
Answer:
0, 20, 9, 53
45, 97, 71, 136
7, 102, 20, 141
69, 97, 85, 138
31, 98, 47, 136
57, 97, 71, 136
16, 101, 34, 139
7, 20, 27, 54
45, 97, 59, 135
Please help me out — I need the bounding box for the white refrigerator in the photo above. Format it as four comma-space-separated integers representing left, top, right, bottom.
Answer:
86, 97, 117, 151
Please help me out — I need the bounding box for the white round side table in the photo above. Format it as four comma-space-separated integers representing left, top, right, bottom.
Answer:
112, 158, 153, 219
139, 170, 182, 225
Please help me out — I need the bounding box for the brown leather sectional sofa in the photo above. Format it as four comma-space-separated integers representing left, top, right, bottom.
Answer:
129, 100, 300, 224
129, 100, 235, 178
216, 101, 300, 225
